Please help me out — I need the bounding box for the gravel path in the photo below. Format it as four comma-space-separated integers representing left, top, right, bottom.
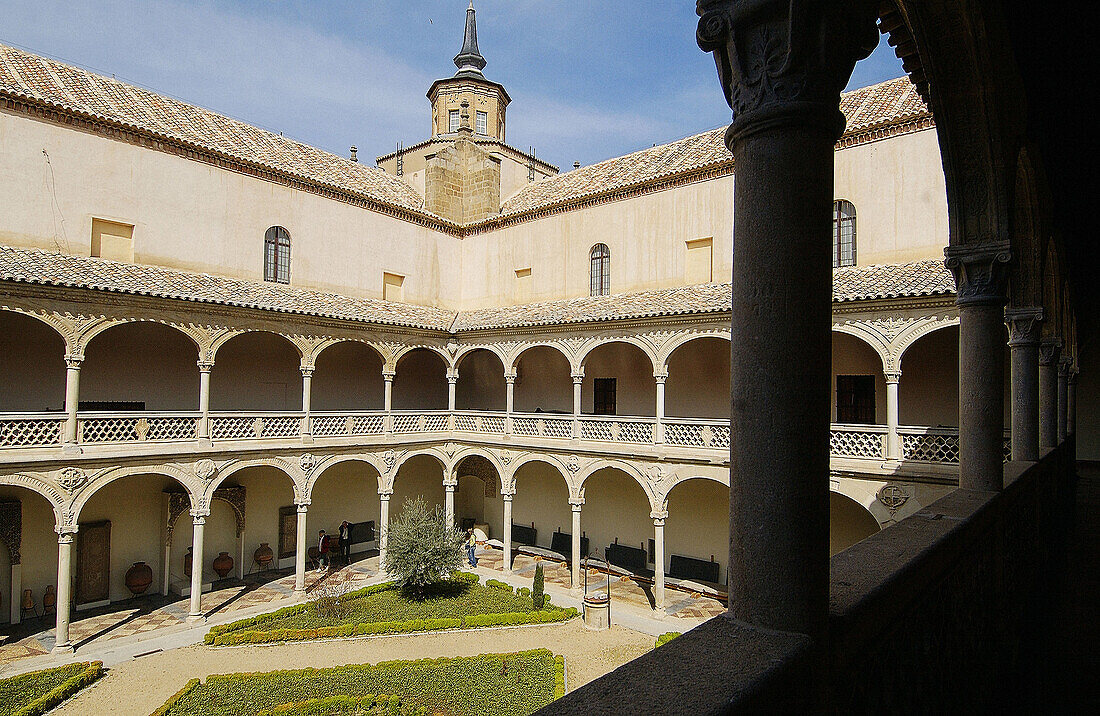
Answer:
53, 621, 654, 715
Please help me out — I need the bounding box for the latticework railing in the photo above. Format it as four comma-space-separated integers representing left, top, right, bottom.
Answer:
663, 420, 731, 449
0, 414, 64, 448
453, 412, 508, 435
900, 427, 960, 463
310, 412, 386, 437
80, 413, 197, 444
830, 425, 887, 459
392, 411, 450, 434
210, 413, 301, 440
579, 417, 655, 444
512, 414, 573, 439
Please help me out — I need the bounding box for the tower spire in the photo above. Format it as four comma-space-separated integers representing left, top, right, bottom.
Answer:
453, 2, 487, 76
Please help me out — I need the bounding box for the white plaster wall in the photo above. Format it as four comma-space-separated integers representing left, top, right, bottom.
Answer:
312, 343, 385, 412
513, 347, 572, 414
211, 332, 302, 412
81, 323, 200, 411
455, 350, 506, 411
0, 488, 57, 624
221, 467, 297, 565
580, 468, 653, 564
511, 462, 572, 550
392, 350, 448, 411
832, 333, 887, 424
582, 343, 656, 416
307, 462, 381, 545
391, 456, 446, 519
665, 338, 731, 419
664, 478, 728, 583
0, 111, 459, 306
0, 311, 66, 411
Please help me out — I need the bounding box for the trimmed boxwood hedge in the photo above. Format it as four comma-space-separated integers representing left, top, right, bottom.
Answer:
154, 649, 561, 716
0, 661, 103, 716
255, 694, 424, 715
206, 574, 577, 646
150, 679, 201, 716
655, 631, 682, 649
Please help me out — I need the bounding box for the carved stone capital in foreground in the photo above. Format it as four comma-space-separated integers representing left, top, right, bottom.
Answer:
943, 242, 1011, 307
696, 0, 879, 144
1005, 307, 1044, 346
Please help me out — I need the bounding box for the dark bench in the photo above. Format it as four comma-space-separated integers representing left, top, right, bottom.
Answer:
512, 523, 537, 547
668, 554, 720, 584
348, 520, 375, 545
606, 543, 654, 579
550, 531, 590, 559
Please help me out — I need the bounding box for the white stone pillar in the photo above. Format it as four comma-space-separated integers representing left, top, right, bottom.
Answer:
502, 491, 514, 573
197, 361, 213, 440
505, 373, 516, 435
63, 356, 82, 447
652, 510, 667, 613
294, 501, 309, 593
10, 564, 22, 625
1057, 356, 1070, 443
885, 371, 901, 461
53, 528, 76, 653
569, 497, 584, 589
654, 372, 667, 444
300, 367, 314, 441
444, 471, 457, 530
1040, 338, 1061, 449
378, 490, 392, 575
188, 509, 208, 621
571, 372, 584, 439
382, 370, 395, 433
447, 371, 458, 412
1006, 308, 1043, 461
162, 529, 172, 596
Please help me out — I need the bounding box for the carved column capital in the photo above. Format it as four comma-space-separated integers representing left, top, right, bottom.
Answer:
944, 243, 1011, 307
189, 508, 210, 524
1058, 355, 1073, 375
650, 509, 668, 525
55, 525, 78, 542
1039, 337, 1062, 366
501, 490, 515, 501
382, 370, 396, 382
504, 373, 517, 385
571, 372, 585, 385
378, 489, 393, 499
300, 367, 314, 379
295, 500, 311, 512
653, 372, 668, 384
64, 355, 83, 369
1005, 307, 1044, 346
697, 0, 879, 144
568, 497, 585, 510
884, 371, 902, 384
197, 360, 215, 372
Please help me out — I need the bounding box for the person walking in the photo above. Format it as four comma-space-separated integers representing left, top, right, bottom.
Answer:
465, 528, 478, 568
338, 520, 352, 566
317, 529, 331, 571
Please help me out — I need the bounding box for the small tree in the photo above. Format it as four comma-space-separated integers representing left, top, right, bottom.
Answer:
381, 496, 464, 594
532, 562, 546, 609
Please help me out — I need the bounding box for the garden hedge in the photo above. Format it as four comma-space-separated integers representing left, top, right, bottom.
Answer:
149, 679, 201, 716
554, 655, 566, 699
255, 694, 425, 715
0, 661, 103, 716
655, 631, 682, 649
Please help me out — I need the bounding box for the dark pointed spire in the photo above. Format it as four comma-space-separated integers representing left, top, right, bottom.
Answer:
453, 2, 487, 76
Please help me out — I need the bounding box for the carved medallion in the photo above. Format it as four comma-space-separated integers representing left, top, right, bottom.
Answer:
195, 459, 216, 480
877, 484, 910, 511
58, 467, 87, 493
299, 453, 316, 473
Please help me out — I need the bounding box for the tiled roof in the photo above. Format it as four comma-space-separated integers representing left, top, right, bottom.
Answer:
500, 77, 930, 218
0, 245, 457, 331
0, 44, 427, 214
455, 259, 955, 331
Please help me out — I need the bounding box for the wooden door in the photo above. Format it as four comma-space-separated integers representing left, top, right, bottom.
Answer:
76, 520, 111, 605
278, 506, 297, 560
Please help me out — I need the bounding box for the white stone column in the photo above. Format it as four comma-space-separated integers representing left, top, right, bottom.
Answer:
654, 372, 667, 444
1040, 338, 1061, 449
652, 510, 667, 614
162, 529, 173, 596
505, 373, 516, 435
569, 497, 584, 589
52, 528, 76, 653
444, 471, 457, 530
1006, 308, 1043, 461
382, 370, 395, 433
885, 371, 901, 461
571, 372, 584, 439
1057, 356, 1070, 443
300, 367, 314, 441
502, 491, 514, 572
294, 501, 309, 593
197, 361, 213, 440
10, 564, 22, 625
63, 356, 82, 447
447, 371, 458, 412
187, 509, 208, 621
378, 489, 392, 575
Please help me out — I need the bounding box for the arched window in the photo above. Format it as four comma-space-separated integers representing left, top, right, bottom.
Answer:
264, 226, 291, 283
832, 200, 856, 268
590, 243, 610, 296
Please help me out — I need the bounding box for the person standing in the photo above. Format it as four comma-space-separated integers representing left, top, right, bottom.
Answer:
317, 529, 331, 571
465, 528, 478, 568
338, 520, 352, 566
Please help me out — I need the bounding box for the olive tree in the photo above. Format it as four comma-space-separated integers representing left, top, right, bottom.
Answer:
381, 497, 464, 593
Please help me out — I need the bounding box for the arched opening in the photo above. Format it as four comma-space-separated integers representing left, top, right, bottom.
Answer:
664, 478, 728, 587
513, 346, 572, 414
829, 491, 881, 555
455, 350, 505, 411
0, 311, 65, 412
0, 486, 57, 626
582, 467, 652, 575
899, 327, 959, 428
831, 332, 886, 424
82, 322, 199, 411
392, 349, 448, 411
453, 454, 502, 540
511, 460, 573, 556
391, 454, 445, 519
581, 342, 655, 417
666, 337, 731, 419
216, 466, 297, 571
212, 332, 301, 411
312, 342, 384, 411
308, 460, 382, 565
166, 497, 239, 594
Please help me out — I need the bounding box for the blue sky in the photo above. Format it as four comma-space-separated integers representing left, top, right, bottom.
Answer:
0, 1, 905, 170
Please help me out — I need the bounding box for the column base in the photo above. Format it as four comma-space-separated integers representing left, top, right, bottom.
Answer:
51, 643, 74, 655
187, 613, 207, 624
654, 609, 667, 620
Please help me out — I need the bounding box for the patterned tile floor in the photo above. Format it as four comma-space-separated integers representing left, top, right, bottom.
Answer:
0, 556, 378, 666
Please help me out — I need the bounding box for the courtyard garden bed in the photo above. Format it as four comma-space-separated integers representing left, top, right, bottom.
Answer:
152, 649, 565, 716
0, 661, 103, 716
205, 573, 577, 646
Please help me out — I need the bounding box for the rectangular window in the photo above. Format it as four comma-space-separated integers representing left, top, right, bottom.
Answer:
836, 375, 876, 424
476, 111, 488, 135
685, 237, 713, 283
593, 378, 617, 416
91, 218, 134, 262
449, 110, 460, 132
383, 272, 405, 302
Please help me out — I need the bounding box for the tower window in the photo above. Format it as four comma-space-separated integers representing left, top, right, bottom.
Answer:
589, 243, 610, 296
264, 226, 291, 283
449, 110, 460, 132
476, 111, 487, 135
832, 200, 856, 268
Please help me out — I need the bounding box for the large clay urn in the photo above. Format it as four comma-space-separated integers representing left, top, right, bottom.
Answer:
184, 546, 193, 578
43, 584, 56, 611
254, 542, 274, 568
213, 552, 234, 579
125, 562, 153, 595
21, 589, 34, 611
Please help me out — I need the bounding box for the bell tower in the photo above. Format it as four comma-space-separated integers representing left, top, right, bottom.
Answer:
427, 2, 510, 141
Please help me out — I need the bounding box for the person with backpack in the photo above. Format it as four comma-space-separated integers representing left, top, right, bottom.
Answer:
317, 529, 331, 571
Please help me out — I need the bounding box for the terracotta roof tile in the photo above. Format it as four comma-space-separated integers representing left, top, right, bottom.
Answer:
0, 44, 426, 214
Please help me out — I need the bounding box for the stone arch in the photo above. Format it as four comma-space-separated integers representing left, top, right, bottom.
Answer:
0, 306, 71, 350
508, 455, 572, 495
662, 472, 729, 503
455, 344, 509, 372
577, 337, 657, 374
508, 342, 574, 373
305, 454, 387, 499
391, 344, 451, 372
0, 472, 67, 527
829, 479, 890, 528
576, 460, 659, 512
829, 490, 882, 555
386, 448, 449, 492
312, 338, 387, 367
208, 457, 305, 503
209, 329, 304, 363
894, 318, 962, 370
70, 463, 202, 522
831, 325, 892, 374
657, 331, 732, 373
663, 334, 732, 419
78, 318, 203, 356
453, 347, 507, 411
450, 447, 505, 490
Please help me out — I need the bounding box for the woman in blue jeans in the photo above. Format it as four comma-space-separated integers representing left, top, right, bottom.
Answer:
465, 529, 478, 568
